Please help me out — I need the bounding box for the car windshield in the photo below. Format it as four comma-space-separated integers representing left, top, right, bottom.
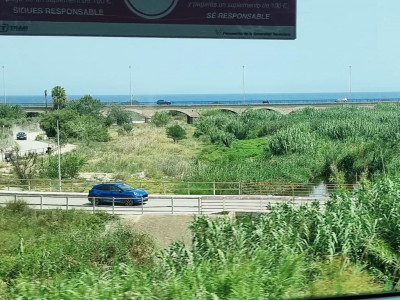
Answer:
117, 183, 134, 191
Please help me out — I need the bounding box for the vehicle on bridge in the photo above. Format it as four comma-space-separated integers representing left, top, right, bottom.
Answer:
16, 132, 27, 140
88, 182, 148, 206
156, 99, 171, 105
336, 97, 348, 102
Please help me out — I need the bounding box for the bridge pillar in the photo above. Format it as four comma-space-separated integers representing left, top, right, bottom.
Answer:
187, 116, 198, 124
144, 117, 151, 123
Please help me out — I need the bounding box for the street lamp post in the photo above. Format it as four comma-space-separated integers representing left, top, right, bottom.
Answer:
129, 65, 133, 105
57, 119, 62, 192
242, 65, 246, 104
2, 66, 6, 104
349, 65, 352, 100
44, 89, 48, 109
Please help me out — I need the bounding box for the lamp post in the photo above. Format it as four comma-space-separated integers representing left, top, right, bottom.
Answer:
44, 89, 48, 109
242, 65, 246, 104
2, 66, 5, 104
129, 65, 133, 105
349, 65, 352, 100
57, 119, 62, 192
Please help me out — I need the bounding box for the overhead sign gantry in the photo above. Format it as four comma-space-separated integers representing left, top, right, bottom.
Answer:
0, 0, 296, 39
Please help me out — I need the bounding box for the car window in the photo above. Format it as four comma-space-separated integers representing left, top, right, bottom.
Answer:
118, 184, 134, 191
109, 185, 121, 191
96, 185, 109, 191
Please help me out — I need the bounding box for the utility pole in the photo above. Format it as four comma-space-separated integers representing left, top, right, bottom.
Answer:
57, 119, 62, 192
242, 65, 246, 104
129, 65, 133, 105
349, 65, 352, 99
44, 89, 48, 109
2, 66, 5, 104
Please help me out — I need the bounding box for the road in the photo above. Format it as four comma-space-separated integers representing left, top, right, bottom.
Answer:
13, 128, 49, 154
0, 191, 327, 215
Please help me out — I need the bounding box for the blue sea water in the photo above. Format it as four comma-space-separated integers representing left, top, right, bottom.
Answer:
3, 91, 400, 105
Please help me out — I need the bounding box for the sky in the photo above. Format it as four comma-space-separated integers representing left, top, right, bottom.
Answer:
1, 0, 400, 96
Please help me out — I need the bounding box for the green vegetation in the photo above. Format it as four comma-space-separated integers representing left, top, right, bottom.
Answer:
51, 86, 67, 109
189, 105, 400, 183
166, 124, 187, 142
39, 95, 110, 143
106, 104, 133, 125
39, 152, 86, 179
7, 177, 400, 298
151, 111, 172, 127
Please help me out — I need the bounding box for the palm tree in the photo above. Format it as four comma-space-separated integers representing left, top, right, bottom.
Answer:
51, 86, 67, 109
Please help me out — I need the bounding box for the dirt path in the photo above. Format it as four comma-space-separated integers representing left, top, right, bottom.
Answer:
120, 215, 194, 248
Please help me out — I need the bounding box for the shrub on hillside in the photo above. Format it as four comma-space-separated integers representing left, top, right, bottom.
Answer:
151, 111, 172, 127
166, 124, 186, 142
40, 152, 85, 179
107, 104, 133, 125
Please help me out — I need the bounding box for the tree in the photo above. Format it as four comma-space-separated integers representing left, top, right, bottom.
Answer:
107, 104, 133, 125
151, 111, 172, 127
66, 95, 103, 117
51, 86, 67, 109
166, 124, 187, 142
9, 147, 39, 180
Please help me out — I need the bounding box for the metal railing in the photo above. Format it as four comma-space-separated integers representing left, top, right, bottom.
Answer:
0, 178, 356, 197
0, 190, 328, 216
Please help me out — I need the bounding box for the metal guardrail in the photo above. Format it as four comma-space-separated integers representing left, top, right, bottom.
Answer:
0, 191, 328, 215
0, 178, 355, 196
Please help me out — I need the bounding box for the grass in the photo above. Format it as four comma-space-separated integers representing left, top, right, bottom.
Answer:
6, 176, 400, 298
79, 123, 203, 180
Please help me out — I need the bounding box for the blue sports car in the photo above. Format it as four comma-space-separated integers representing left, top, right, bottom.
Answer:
88, 182, 148, 206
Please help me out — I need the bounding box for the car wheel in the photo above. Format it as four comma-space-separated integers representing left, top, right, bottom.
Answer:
124, 198, 134, 206
90, 197, 100, 205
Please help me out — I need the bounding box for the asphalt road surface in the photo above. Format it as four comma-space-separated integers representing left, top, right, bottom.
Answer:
0, 192, 326, 215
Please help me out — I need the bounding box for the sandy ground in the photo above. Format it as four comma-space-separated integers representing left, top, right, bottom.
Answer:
120, 215, 195, 248
119, 213, 233, 249
12, 128, 76, 155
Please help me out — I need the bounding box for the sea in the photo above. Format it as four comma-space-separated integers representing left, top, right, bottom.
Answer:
3, 91, 400, 105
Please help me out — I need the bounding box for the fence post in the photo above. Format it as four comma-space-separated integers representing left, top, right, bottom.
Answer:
141, 198, 144, 215
66, 197, 69, 212
213, 182, 216, 195
238, 182, 242, 195
112, 197, 115, 215
171, 197, 174, 214
14, 194, 17, 203
198, 196, 201, 215
223, 196, 225, 213
163, 183, 166, 194
49, 180, 52, 192
187, 183, 190, 195
92, 198, 95, 214
28, 180, 31, 191
40, 196, 43, 210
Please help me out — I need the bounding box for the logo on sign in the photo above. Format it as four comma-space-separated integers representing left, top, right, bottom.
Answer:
0, 24, 9, 32
124, 0, 179, 19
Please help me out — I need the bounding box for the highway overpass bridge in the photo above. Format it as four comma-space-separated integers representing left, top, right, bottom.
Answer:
23, 101, 386, 124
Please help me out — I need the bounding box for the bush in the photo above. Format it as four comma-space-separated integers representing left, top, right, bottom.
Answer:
268, 126, 315, 155
166, 124, 186, 142
66, 95, 103, 117
40, 152, 85, 179
151, 112, 172, 127
107, 104, 133, 125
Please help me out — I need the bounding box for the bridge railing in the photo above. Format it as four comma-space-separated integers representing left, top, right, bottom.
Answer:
0, 191, 328, 215
0, 178, 356, 197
